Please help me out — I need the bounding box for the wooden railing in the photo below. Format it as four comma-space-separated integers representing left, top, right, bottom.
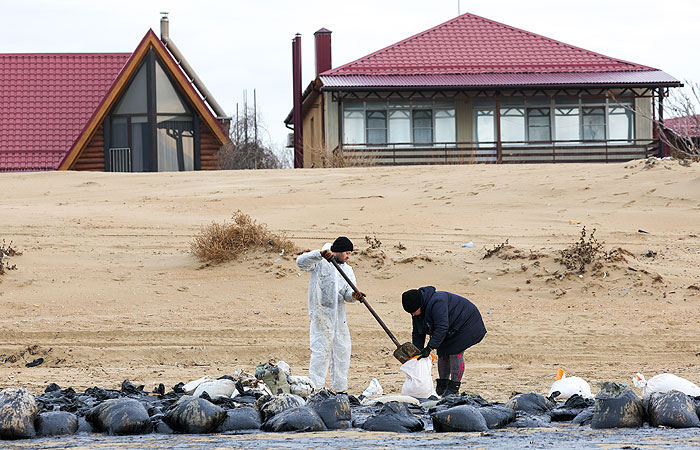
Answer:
338, 139, 658, 165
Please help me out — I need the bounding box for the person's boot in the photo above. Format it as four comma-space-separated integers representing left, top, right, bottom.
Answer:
435, 379, 449, 396
444, 380, 461, 396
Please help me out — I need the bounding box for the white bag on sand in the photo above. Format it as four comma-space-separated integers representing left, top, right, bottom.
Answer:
193, 379, 237, 398
288, 375, 315, 397
400, 355, 437, 399
360, 378, 383, 399
548, 369, 593, 400
634, 373, 700, 399
183, 376, 213, 395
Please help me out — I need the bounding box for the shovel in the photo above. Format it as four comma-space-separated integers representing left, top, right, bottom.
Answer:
328, 258, 420, 363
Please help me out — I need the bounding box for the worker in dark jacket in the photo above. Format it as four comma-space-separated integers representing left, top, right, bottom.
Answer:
402, 286, 486, 396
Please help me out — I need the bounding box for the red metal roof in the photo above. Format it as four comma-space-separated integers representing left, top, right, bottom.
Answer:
0, 53, 130, 171
323, 12, 662, 77
664, 114, 700, 138
320, 71, 680, 90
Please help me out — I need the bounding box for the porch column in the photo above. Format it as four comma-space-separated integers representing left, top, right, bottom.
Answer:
658, 88, 668, 157
495, 94, 502, 163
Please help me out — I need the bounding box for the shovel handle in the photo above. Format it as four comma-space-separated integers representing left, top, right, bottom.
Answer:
329, 258, 402, 348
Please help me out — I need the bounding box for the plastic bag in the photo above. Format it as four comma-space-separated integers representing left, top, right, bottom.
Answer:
548, 368, 593, 400
255, 361, 290, 395
400, 355, 436, 399
634, 373, 700, 399
360, 378, 383, 399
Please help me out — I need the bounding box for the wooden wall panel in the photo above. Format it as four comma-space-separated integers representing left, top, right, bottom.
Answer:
201, 122, 224, 170
74, 125, 105, 171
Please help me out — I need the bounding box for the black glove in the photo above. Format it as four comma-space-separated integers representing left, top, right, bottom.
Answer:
418, 346, 432, 359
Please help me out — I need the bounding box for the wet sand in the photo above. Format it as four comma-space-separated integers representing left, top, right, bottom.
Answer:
3, 426, 700, 450
1, 159, 700, 402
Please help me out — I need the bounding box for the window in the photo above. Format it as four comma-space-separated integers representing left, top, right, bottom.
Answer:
608, 104, 634, 141
500, 107, 525, 143
342, 101, 455, 145
475, 109, 495, 144
389, 110, 411, 143
108, 53, 197, 172
555, 106, 580, 141
527, 108, 551, 141
343, 110, 365, 144
413, 110, 433, 143
366, 110, 387, 144
582, 106, 606, 141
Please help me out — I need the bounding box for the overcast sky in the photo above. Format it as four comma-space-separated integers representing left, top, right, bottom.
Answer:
3, 0, 699, 159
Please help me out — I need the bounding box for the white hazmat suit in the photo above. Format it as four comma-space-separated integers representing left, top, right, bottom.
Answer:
296, 244, 357, 392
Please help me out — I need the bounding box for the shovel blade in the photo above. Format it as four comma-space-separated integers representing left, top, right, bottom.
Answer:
393, 342, 420, 364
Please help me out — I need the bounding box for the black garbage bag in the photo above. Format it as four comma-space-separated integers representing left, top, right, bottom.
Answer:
36, 411, 79, 436
431, 405, 488, 432
361, 401, 424, 433
479, 405, 516, 429
550, 394, 595, 422
256, 394, 306, 422
261, 406, 326, 432
163, 396, 226, 434
0, 388, 38, 439
590, 382, 644, 429
572, 408, 594, 425
648, 390, 700, 428
306, 391, 351, 430
436, 393, 491, 409
87, 398, 151, 435
217, 406, 262, 432
505, 393, 554, 415
121, 380, 146, 396
509, 411, 552, 428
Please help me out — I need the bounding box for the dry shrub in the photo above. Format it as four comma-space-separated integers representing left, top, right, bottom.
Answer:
320, 147, 379, 168
556, 227, 602, 273
191, 211, 297, 264
0, 240, 22, 276
482, 239, 510, 259
365, 235, 382, 249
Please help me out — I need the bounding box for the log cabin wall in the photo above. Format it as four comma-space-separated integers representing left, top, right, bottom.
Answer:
201, 121, 224, 170
74, 125, 106, 171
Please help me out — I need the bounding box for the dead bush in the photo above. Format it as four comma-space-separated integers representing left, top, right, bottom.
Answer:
556, 227, 603, 273
365, 235, 382, 250
482, 239, 510, 259
191, 211, 297, 264
0, 240, 22, 277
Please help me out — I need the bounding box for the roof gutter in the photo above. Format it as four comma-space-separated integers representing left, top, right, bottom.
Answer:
160, 14, 230, 120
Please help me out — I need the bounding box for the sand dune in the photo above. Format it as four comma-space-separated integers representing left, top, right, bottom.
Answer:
1, 158, 699, 401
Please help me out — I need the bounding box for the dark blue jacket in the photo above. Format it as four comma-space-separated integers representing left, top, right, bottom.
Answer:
411, 286, 486, 356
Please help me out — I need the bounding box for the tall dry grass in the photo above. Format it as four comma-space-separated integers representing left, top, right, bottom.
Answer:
191, 211, 297, 264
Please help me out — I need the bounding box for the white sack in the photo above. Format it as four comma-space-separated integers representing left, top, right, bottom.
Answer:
360, 378, 383, 399
182, 376, 213, 395
192, 379, 237, 398
634, 373, 700, 399
548, 372, 593, 400
400, 356, 437, 399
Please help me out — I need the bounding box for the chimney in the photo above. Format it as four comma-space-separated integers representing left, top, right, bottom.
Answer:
314, 28, 332, 76
292, 34, 303, 169
160, 12, 169, 41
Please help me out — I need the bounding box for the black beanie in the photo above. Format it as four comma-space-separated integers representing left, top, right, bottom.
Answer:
331, 236, 353, 252
402, 289, 422, 313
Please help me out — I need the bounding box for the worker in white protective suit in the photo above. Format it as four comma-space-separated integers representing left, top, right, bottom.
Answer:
296, 236, 365, 393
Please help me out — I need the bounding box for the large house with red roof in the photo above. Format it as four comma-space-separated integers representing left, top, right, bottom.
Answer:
286, 13, 681, 167
0, 17, 230, 172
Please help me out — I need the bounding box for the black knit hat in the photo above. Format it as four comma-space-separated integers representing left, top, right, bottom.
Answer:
331, 236, 353, 252
402, 289, 422, 313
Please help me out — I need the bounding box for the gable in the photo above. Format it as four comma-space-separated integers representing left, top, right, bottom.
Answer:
59, 30, 229, 170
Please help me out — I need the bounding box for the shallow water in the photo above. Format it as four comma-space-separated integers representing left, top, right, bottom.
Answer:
4, 425, 700, 450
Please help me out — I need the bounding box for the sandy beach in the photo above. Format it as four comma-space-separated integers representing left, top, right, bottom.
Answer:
1, 159, 699, 402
